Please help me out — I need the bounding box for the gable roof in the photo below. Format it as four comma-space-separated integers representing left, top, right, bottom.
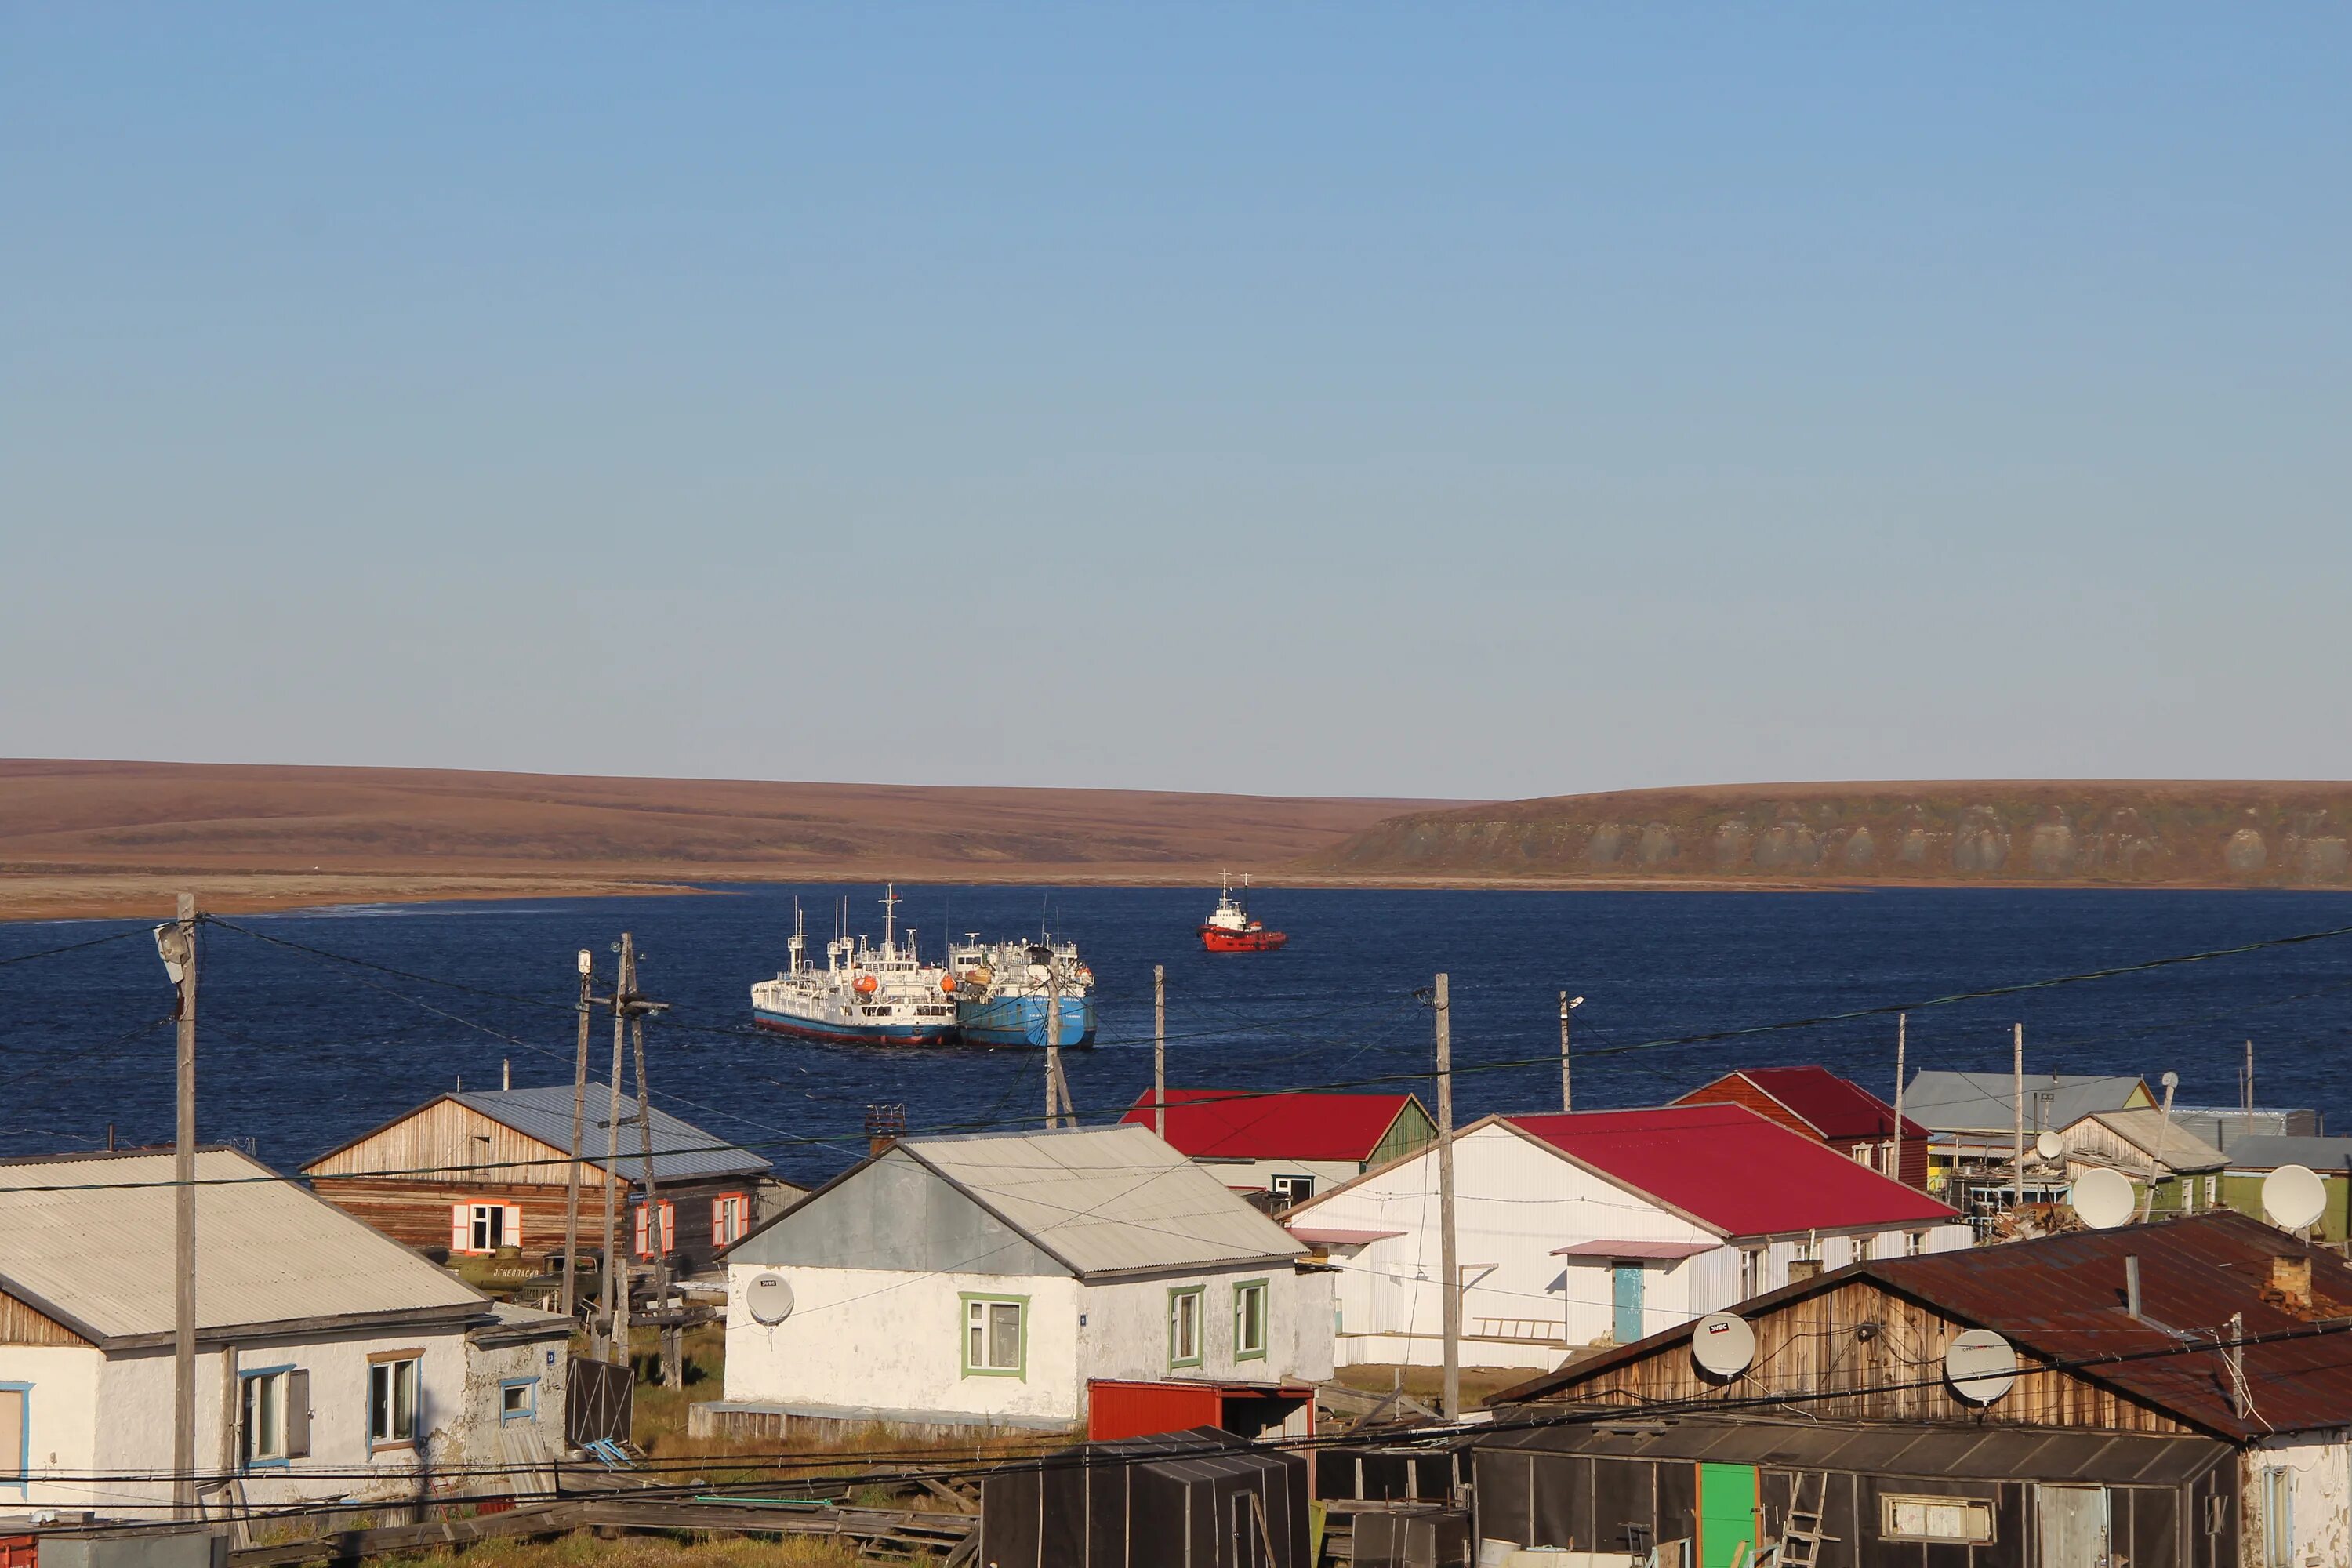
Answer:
1504, 1105, 1958, 1238
0, 1147, 487, 1349
1118, 1089, 1428, 1162
1501, 1210, 2352, 1441
303, 1083, 772, 1185
2067, 1109, 2228, 1173
1902, 1071, 2153, 1136
740, 1124, 1307, 1280
1678, 1066, 1929, 1142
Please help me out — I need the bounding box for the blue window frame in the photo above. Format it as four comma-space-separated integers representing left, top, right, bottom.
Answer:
0, 1381, 30, 1497
240, 1366, 296, 1470
499, 1377, 539, 1424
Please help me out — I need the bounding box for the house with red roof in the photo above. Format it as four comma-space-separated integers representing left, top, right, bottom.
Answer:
1673, 1064, 1932, 1188
1278, 1103, 1967, 1371
1117, 1089, 1437, 1207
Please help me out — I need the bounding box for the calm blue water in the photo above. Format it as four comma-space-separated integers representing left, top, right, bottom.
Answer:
5, 885, 2350, 1187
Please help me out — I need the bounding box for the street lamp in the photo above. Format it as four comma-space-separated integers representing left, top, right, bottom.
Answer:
1559, 993, 1585, 1112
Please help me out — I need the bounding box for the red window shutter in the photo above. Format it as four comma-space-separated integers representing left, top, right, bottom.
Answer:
451, 1203, 470, 1254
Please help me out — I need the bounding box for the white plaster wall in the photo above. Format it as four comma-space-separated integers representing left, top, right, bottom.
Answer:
2246, 1435, 2352, 1568
457, 1338, 568, 1462
1074, 1268, 1327, 1389
1193, 1159, 1361, 1200
0, 1345, 103, 1510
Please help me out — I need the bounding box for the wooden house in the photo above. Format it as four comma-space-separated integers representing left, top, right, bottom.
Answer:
1483, 1210, 2352, 1568
303, 1083, 798, 1280
1675, 1066, 1932, 1189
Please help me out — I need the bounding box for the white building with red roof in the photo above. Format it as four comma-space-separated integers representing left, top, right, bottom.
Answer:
1117, 1089, 1437, 1207
1279, 1103, 1969, 1371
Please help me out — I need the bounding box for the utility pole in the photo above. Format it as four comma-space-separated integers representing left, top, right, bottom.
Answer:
2142, 1070, 2180, 1223
630, 972, 677, 1386
2228, 1312, 2248, 1420
2012, 1023, 2026, 1214
1435, 973, 1459, 1421
2245, 1040, 2255, 1112
1892, 1013, 1906, 1187
1153, 964, 1167, 1139
154, 895, 198, 1522
598, 935, 631, 1363
1558, 993, 1583, 1113
1044, 951, 1070, 1129
561, 948, 592, 1323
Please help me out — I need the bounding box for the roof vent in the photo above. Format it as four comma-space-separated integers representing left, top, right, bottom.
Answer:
2125, 1255, 2143, 1321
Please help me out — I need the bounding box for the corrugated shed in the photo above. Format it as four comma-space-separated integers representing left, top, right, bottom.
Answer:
1118, 1090, 1427, 1162
1507, 1105, 1957, 1237
456, 1084, 771, 1184
0, 1147, 485, 1347
903, 1125, 1306, 1278
1902, 1071, 2153, 1136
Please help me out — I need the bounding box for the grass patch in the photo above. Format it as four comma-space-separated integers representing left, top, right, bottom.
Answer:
375, 1531, 859, 1568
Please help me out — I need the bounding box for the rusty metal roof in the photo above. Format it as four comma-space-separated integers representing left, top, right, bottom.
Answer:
1479, 1414, 2230, 1486
1504, 1210, 2352, 1440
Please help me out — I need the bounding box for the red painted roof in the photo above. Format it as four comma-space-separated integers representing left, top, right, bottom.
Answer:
1508, 1104, 1957, 1237
1121, 1089, 1422, 1162
1677, 1065, 1929, 1142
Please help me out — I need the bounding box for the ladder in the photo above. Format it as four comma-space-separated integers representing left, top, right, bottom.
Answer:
1777, 1472, 1838, 1568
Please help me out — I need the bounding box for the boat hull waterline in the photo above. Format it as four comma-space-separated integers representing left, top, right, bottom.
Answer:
956, 993, 1098, 1048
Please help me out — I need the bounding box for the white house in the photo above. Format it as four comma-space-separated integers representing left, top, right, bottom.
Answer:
0, 1147, 571, 1519
705, 1124, 1334, 1439
1282, 1104, 1971, 1371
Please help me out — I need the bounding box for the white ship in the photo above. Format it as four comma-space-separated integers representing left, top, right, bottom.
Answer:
946, 936, 1098, 1048
750, 887, 960, 1047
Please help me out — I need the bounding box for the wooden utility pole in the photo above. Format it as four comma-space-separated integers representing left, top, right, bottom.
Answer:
1892, 1013, 1906, 1187
2228, 1312, 2248, 1419
1435, 972, 1459, 1421
1153, 964, 1167, 1139
1044, 951, 1070, 1129
1558, 993, 1578, 1112
2245, 1040, 2255, 1112
158, 894, 198, 1521
561, 947, 593, 1323
631, 993, 677, 1387
2012, 1023, 2026, 1213
598, 936, 631, 1361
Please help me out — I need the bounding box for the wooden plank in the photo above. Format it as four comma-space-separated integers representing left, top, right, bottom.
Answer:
0, 1289, 92, 1347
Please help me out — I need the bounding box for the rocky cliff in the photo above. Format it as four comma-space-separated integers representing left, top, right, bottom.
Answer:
1308, 782, 2352, 887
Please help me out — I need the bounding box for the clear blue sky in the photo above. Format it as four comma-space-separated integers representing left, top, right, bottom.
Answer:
6, 7, 2346, 800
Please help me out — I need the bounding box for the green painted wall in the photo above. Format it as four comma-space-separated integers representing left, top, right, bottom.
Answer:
1367, 1100, 1439, 1169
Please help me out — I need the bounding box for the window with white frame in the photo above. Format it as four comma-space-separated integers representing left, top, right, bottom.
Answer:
368, 1356, 420, 1448
240, 1367, 309, 1468
1169, 1286, 1204, 1368
450, 1202, 520, 1255
1234, 1280, 1269, 1359
1854, 1235, 1875, 1262
1881, 1494, 1994, 1542
1269, 1174, 1316, 1205
1739, 1248, 1764, 1296
1905, 1230, 1927, 1257
712, 1192, 751, 1248
963, 1296, 1025, 1376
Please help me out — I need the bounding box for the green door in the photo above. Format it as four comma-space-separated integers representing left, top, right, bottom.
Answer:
1698, 1463, 1759, 1568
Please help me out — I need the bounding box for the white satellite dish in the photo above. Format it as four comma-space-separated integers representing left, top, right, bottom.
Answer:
1690, 1312, 1756, 1378
1944, 1329, 2018, 1404
2034, 1130, 2063, 1162
2263, 1165, 2328, 1231
746, 1272, 796, 1326
2071, 1167, 2136, 1230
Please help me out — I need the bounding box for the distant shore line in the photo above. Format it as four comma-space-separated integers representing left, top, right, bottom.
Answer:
7, 867, 2344, 924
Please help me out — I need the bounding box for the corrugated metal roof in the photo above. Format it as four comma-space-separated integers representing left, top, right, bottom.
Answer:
1118, 1090, 1425, 1161
2072, 1109, 2228, 1172
1679, 1067, 1929, 1142
1479, 1415, 2230, 1486
1902, 1072, 2151, 1135
902, 1124, 1306, 1279
2223, 1135, 2352, 1171
453, 1083, 771, 1184
0, 1148, 485, 1347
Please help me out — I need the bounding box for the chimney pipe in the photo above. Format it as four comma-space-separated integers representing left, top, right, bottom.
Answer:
2124, 1254, 2143, 1320
864, 1102, 907, 1159
2270, 1254, 2313, 1313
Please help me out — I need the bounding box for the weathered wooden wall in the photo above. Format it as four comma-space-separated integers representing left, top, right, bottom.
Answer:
1548, 1279, 2193, 1434
306, 1098, 592, 1186
0, 1288, 91, 1346
311, 1175, 748, 1270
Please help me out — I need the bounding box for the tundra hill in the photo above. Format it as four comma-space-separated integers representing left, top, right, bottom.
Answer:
0, 759, 1451, 920
1309, 782, 2352, 887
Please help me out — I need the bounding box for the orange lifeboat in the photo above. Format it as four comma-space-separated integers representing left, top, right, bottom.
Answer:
853, 973, 879, 995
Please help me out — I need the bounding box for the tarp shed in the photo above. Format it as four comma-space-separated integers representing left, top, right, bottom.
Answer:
978, 1427, 1311, 1568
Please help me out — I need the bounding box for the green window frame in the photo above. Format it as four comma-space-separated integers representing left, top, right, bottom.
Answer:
1233, 1279, 1269, 1361
960, 1292, 1028, 1379
1167, 1285, 1205, 1369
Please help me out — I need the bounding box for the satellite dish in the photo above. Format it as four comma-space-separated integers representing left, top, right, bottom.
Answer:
1690, 1312, 1756, 1378
2071, 1167, 2136, 1230
1944, 1329, 2018, 1404
2263, 1165, 2327, 1231
2034, 1131, 2063, 1162
746, 1272, 796, 1326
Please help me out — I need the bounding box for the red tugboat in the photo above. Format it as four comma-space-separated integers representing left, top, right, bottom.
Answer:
1198, 871, 1287, 952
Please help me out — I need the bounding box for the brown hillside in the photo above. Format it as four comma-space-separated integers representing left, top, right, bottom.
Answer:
0, 759, 1454, 919
1309, 781, 2352, 887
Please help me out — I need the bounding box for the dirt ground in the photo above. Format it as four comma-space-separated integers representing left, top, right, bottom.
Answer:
376, 1533, 862, 1568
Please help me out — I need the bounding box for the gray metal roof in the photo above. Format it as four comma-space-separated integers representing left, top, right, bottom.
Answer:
2223, 1134, 2352, 1171
901, 1124, 1307, 1278
2074, 1109, 2228, 1173
1901, 1071, 2151, 1134
0, 1148, 485, 1348
454, 1083, 771, 1185
2173, 1105, 2322, 1148
1479, 1414, 2229, 1486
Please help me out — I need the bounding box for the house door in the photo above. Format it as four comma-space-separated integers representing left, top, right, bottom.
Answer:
1698, 1463, 1758, 1568
2038, 1485, 2111, 1568
1613, 1263, 1646, 1343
